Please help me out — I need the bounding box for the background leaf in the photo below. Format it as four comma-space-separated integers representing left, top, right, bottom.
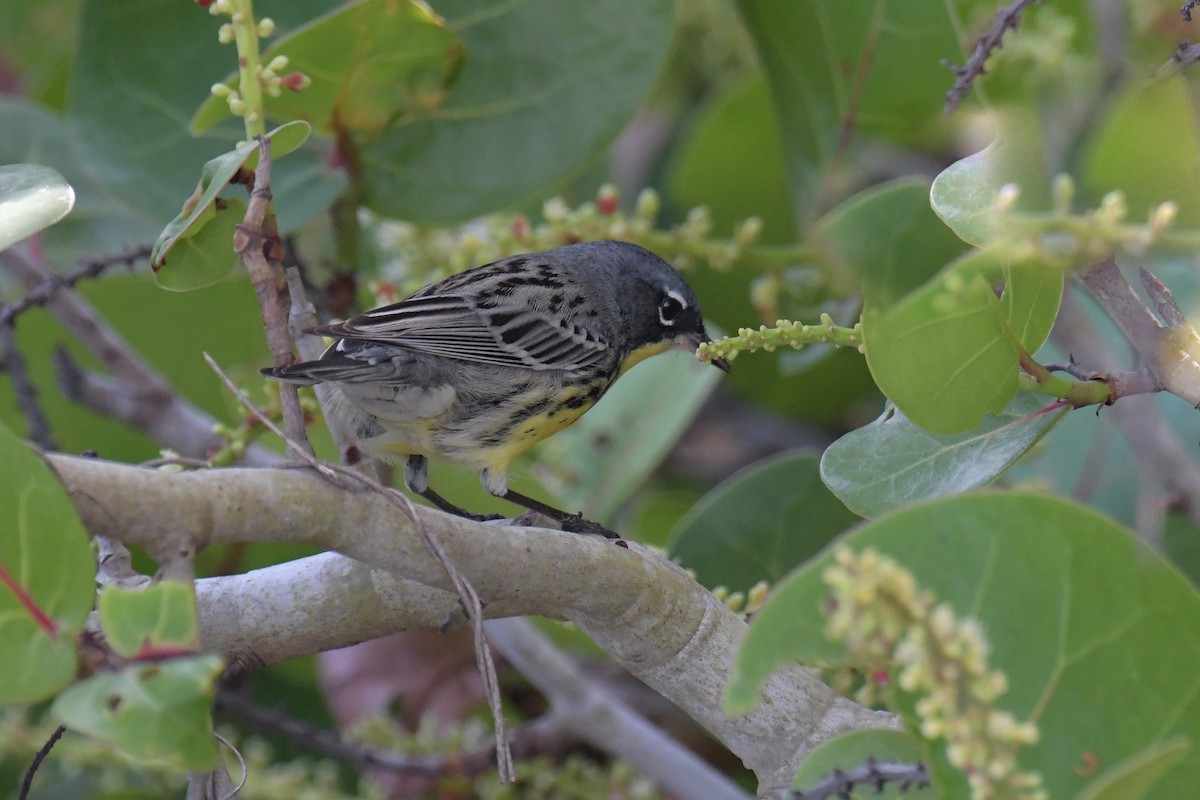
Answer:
669, 452, 859, 592
727, 492, 1200, 800
0, 163, 75, 251
0, 423, 94, 704
821, 394, 1068, 518
98, 582, 200, 659
359, 0, 674, 221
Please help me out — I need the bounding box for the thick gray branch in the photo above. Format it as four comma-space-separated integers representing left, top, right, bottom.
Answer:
47, 454, 897, 793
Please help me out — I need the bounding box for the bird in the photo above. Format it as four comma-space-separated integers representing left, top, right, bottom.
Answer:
264, 240, 728, 537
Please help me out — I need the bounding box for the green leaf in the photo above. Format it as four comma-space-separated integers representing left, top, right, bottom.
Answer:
150, 120, 310, 291
930, 109, 1051, 247
0, 163, 75, 251
862, 250, 1063, 434
1084, 78, 1200, 228
192, 0, 462, 136
727, 492, 1200, 800
669, 452, 859, 593
98, 582, 200, 659
666, 73, 796, 242
52, 654, 224, 771
0, 423, 94, 705
1075, 740, 1192, 800
737, 0, 959, 223
535, 350, 723, 524
821, 394, 1068, 518
813, 179, 968, 308
359, 0, 674, 221
791, 730, 935, 798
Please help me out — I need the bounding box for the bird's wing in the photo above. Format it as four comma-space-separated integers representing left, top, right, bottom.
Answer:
315, 293, 612, 373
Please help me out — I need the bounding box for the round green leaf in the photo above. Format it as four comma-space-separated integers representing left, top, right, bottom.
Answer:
151, 121, 310, 291
739, 0, 959, 223
51, 654, 224, 771
820, 394, 1068, 518
0, 163, 74, 251
669, 452, 859, 593
862, 249, 1062, 434
98, 582, 200, 659
192, 0, 462, 136
727, 492, 1200, 800
0, 423, 94, 705
359, 0, 674, 221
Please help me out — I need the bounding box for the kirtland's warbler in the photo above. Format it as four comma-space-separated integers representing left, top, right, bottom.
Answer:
265, 240, 728, 536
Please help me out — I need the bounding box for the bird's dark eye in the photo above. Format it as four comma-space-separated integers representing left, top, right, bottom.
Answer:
658, 293, 685, 325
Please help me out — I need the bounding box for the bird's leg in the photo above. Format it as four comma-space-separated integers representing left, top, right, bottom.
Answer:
417, 486, 504, 522
498, 488, 620, 540
405, 454, 502, 522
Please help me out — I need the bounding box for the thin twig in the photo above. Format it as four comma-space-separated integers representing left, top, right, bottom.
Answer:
201, 352, 514, 781
787, 759, 929, 800
216, 687, 458, 777
943, 0, 1043, 112
0, 248, 277, 466
0, 244, 150, 327
236, 135, 313, 458
19, 724, 66, 800
1154, 40, 1200, 78
0, 321, 57, 449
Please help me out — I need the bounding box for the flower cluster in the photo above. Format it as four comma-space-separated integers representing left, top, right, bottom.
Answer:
697, 313, 863, 366
822, 547, 1044, 800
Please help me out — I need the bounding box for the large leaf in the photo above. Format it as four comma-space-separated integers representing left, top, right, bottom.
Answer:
737, 0, 960, 223
98, 582, 200, 659
51, 654, 224, 771
192, 0, 462, 136
666, 73, 796, 242
359, 0, 674, 221
821, 394, 1069, 518
1084, 78, 1200, 228
0, 423, 94, 704
0, 163, 75, 251
669, 452, 858, 592
727, 492, 1200, 800
150, 120, 310, 291
814, 179, 968, 308
862, 250, 1063, 434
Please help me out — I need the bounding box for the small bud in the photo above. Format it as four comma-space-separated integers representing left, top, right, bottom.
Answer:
995, 183, 1020, 213
736, 216, 763, 247
257, 17, 275, 37
281, 71, 311, 92
228, 96, 248, 116
1150, 201, 1178, 233
210, 82, 233, 98
1052, 173, 1074, 213
543, 197, 569, 223
195, 0, 216, 6
635, 188, 660, 220
267, 55, 289, 73
511, 217, 530, 239
596, 184, 619, 215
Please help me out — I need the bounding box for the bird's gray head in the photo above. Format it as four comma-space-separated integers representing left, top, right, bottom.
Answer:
559, 240, 729, 373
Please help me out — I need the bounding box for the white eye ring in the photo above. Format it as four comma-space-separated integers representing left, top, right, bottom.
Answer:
658, 288, 687, 326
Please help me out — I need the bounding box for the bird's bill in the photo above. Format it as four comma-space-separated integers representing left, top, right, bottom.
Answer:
677, 330, 731, 373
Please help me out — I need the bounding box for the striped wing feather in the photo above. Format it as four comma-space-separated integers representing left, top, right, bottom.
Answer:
315, 293, 610, 372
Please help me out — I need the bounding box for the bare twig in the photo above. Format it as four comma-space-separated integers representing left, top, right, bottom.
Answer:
786, 759, 929, 800
236, 136, 313, 458
485, 617, 752, 800
0, 244, 150, 327
943, 0, 1043, 112
0, 247, 277, 465
0, 321, 57, 449
19, 725, 67, 800
214, 688, 449, 777
1183, 0, 1200, 22
1154, 40, 1200, 78
1052, 290, 1200, 531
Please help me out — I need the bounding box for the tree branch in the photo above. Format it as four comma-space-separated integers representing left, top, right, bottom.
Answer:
46, 453, 898, 794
